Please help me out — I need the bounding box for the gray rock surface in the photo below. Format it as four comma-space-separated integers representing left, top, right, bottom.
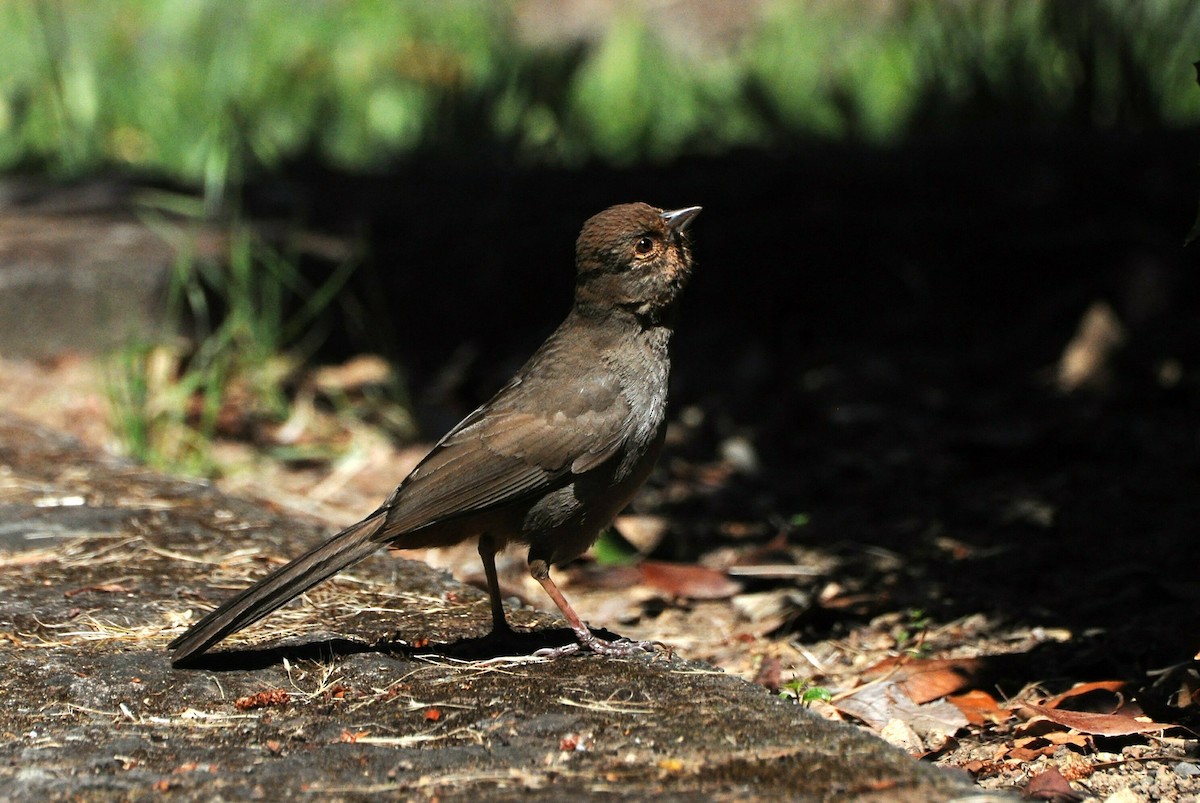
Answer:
0, 414, 979, 800
0, 180, 178, 358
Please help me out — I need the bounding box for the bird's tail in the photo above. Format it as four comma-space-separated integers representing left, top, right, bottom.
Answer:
168, 513, 388, 665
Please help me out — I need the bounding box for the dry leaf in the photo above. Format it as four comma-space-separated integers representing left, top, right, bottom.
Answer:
1023, 767, 1083, 801
834, 679, 968, 740
1006, 730, 1089, 763
862, 656, 982, 704
949, 690, 1009, 726
1021, 703, 1175, 737
1009, 745, 1053, 762
1043, 731, 1090, 748
636, 561, 742, 600
1012, 721, 1089, 749
879, 717, 923, 753
1042, 680, 1127, 711
731, 589, 809, 625
1015, 716, 1069, 738
753, 656, 782, 693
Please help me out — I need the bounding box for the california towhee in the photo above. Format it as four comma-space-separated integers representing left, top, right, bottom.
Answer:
169, 202, 700, 665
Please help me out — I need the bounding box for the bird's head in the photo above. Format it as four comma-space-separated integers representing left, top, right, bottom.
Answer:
573, 202, 701, 324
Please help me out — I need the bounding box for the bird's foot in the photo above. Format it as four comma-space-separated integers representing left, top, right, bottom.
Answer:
533, 631, 655, 658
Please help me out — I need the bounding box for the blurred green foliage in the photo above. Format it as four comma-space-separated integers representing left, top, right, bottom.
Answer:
3, 0, 1198, 200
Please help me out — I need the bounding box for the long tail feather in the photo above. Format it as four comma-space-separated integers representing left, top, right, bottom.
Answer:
168, 513, 388, 665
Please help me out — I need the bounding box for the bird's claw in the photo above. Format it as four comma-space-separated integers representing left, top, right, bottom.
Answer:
534, 634, 655, 659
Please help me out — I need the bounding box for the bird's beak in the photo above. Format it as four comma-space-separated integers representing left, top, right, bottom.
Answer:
661, 206, 702, 234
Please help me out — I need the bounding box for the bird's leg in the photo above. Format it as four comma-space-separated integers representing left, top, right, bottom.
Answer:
477, 534, 513, 636
528, 557, 652, 657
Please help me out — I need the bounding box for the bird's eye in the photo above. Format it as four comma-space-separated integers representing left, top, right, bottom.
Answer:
634, 236, 656, 257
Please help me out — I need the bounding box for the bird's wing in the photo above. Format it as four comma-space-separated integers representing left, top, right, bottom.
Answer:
377, 370, 634, 536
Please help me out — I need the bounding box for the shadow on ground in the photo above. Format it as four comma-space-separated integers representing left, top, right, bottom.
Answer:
258, 124, 1200, 689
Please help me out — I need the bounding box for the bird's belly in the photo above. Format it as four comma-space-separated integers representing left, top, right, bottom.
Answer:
521, 426, 665, 565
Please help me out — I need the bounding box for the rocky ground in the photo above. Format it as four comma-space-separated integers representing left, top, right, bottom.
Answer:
0, 412, 977, 801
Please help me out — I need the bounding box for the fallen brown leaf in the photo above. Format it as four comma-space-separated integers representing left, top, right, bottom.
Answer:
1022, 766, 1083, 801
1042, 680, 1127, 711
1011, 728, 1089, 755
637, 561, 742, 600
862, 656, 983, 704
1020, 703, 1176, 737
1015, 716, 1072, 738
834, 679, 968, 740
1042, 731, 1090, 748
753, 656, 782, 693
948, 690, 1009, 726
1009, 745, 1054, 762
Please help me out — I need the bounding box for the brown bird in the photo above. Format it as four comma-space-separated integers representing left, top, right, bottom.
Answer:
168, 202, 700, 665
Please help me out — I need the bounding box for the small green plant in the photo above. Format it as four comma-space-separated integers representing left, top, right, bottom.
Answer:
590, 527, 639, 567
106, 341, 215, 476
892, 607, 932, 656
788, 512, 810, 528
106, 197, 365, 476
779, 677, 833, 707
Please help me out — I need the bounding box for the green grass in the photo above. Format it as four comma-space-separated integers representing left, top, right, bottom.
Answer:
105, 195, 374, 476
4, 1, 508, 197
3, 0, 1198, 201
